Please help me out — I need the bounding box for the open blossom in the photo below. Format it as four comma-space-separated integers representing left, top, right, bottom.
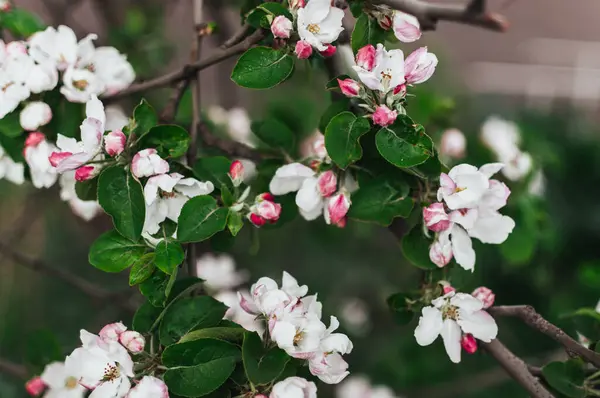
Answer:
297, 0, 344, 51
40, 361, 86, 398
336, 376, 398, 398
353, 44, 405, 93
0, 144, 25, 185
61, 67, 104, 102
404, 47, 438, 85
440, 128, 466, 159
131, 149, 169, 178
414, 291, 498, 363
0, 52, 32, 118
28, 26, 80, 70
271, 377, 317, 398
372, 105, 397, 127
127, 376, 168, 398
215, 290, 263, 333
24, 132, 59, 188
20, 101, 52, 131
90, 47, 135, 95
271, 15, 293, 39
393, 11, 421, 42
196, 253, 248, 291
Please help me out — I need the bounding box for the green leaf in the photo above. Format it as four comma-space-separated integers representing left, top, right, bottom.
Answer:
351, 13, 387, 54
97, 166, 145, 242
165, 266, 179, 301
402, 225, 437, 270
325, 111, 371, 169
258, 2, 293, 19
194, 157, 232, 190
132, 99, 158, 138
89, 230, 146, 273
154, 240, 185, 275
0, 111, 23, 137
177, 196, 229, 243
0, 134, 25, 162
242, 332, 290, 386
542, 361, 585, 398
375, 116, 433, 168
563, 308, 600, 341
50, 100, 85, 138
140, 270, 171, 307
75, 179, 98, 201
252, 118, 295, 153
25, 330, 63, 374
163, 339, 240, 397
179, 327, 245, 344
221, 185, 235, 207
133, 301, 162, 333
137, 125, 190, 158
227, 210, 244, 237
159, 296, 228, 346
231, 47, 295, 90
129, 253, 156, 286
319, 99, 350, 133
387, 293, 415, 325
348, 178, 413, 225
1, 8, 45, 37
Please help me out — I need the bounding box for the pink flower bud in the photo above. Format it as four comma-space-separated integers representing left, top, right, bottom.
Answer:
99, 322, 127, 342
75, 165, 96, 182
25, 377, 45, 396
320, 44, 337, 57
356, 45, 376, 71
461, 334, 478, 354
440, 128, 466, 159
328, 192, 351, 225
472, 287, 495, 309
249, 213, 267, 227
48, 151, 72, 167
119, 330, 146, 353
24, 132, 45, 148
271, 15, 293, 39
372, 105, 398, 127
393, 11, 421, 43
393, 83, 407, 96
295, 40, 313, 59
442, 284, 455, 295
256, 200, 282, 222
289, 0, 305, 9
423, 203, 451, 232
229, 160, 244, 187
258, 192, 275, 202
105, 130, 126, 157
404, 47, 438, 85
334, 217, 347, 228
429, 235, 452, 268
337, 78, 360, 98
378, 14, 393, 30
131, 148, 170, 178
317, 170, 337, 197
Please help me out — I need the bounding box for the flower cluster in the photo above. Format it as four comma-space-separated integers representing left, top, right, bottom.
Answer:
25, 322, 168, 398
338, 43, 438, 127
414, 286, 497, 363
424, 163, 516, 271
336, 375, 400, 398
239, 272, 353, 384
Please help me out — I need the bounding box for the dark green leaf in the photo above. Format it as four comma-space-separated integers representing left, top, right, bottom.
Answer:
258, 2, 293, 19
133, 301, 162, 333
542, 361, 585, 398
221, 185, 235, 207
325, 111, 371, 169
242, 332, 290, 386
0, 111, 23, 137
1, 8, 45, 37
129, 253, 156, 286
351, 13, 387, 54
319, 100, 350, 133
140, 270, 171, 307
194, 157, 232, 190
231, 47, 295, 89
25, 330, 63, 374
0, 134, 25, 162
89, 230, 146, 272
387, 293, 415, 325
252, 119, 296, 153
177, 196, 229, 243
227, 210, 244, 237
402, 225, 437, 270
75, 179, 98, 201
137, 125, 190, 158
348, 178, 413, 225
155, 240, 185, 275
165, 266, 179, 299
375, 116, 433, 168
97, 166, 145, 242
159, 296, 228, 346
179, 327, 245, 344
132, 99, 158, 138
163, 338, 241, 367
563, 308, 600, 341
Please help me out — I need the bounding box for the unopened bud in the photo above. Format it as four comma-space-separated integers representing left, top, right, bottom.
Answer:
472, 287, 495, 309
317, 170, 337, 197
372, 105, 398, 127
320, 44, 337, 58
461, 334, 477, 354
337, 78, 360, 98
423, 203, 450, 232
295, 40, 313, 59
25, 377, 45, 396
75, 165, 97, 182
105, 130, 126, 157
356, 45, 376, 71
99, 322, 127, 341
119, 331, 146, 353
249, 213, 266, 227
271, 15, 293, 39
327, 191, 351, 225
229, 160, 244, 187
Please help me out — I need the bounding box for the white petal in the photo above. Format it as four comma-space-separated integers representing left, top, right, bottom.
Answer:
85, 95, 106, 128
469, 212, 515, 244
40, 362, 68, 389
269, 163, 315, 195
451, 225, 475, 271
296, 177, 322, 213
450, 293, 483, 313
478, 162, 504, 178
282, 271, 308, 298
441, 319, 462, 363
448, 164, 478, 180
414, 306, 443, 346
299, 201, 324, 221
457, 310, 498, 342
175, 178, 214, 197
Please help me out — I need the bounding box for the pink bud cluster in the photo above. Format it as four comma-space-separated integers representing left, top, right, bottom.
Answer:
248, 193, 282, 227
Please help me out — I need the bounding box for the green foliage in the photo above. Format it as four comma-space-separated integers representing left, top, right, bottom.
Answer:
132, 99, 158, 138
246, 2, 292, 28
231, 47, 295, 89
351, 13, 387, 54
348, 178, 414, 225
325, 112, 371, 169
75, 180, 98, 201
129, 253, 156, 286
154, 240, 185, 275
242, 332, 290, 386
251, 118, 296, 153
319, 99, 350, 134
180, 327, 245, 344
25, 331, 63, 374
387, 293, 415, 325
194, 157, 233, 190
563, 308, 600, 341
0, 111, 23, 138
177, 196, 229, 243
88, 230, 146, 273
542, 361, 586, 398
227, 210, 244, 237
137, 125, 190, 158
140, 270, 171, 307
402, 225, 437, 270
133, 301, 162, 333
375, 116, 433, 168
0, 7, 45, 37
97, 166, 146, 242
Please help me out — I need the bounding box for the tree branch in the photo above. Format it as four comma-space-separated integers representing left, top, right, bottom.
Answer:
371, 0, 508, 31
197, 121, 265, 162
0, 358, 27, 379
490, 305, 600, 368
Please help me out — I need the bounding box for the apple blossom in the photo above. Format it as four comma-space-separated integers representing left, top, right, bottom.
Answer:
75, 165, 99, 181
40, 361, 86, 398
99, 322, 127, 342
429, 230, 453, 267
215, 290, 264, 333
20, 101, 52, 131
336, 376, 398, 398
131, 148, 169, 178
0, 53, 32, 118
270, 163, 316, 195
270, 377, 317, 398
90, 47, 135, 95
393, 11, 421, 42
104, 130, 126, 156
317, 170, 338, 197
355, 44, 376, 72
437, 163, 503, 210
118, 331, 145, 353
337, 78, 360, 98
353, 44, 405, 93
339, 298, 370, 333
297, 0, 344, 51
195, 253, 248, 291
271, 313, 327, 358
271, 15, 293, 39
461, 334, 478, 354
414, 291, 498, 363
423, 202, 451, 232
24, 132, 59, 188
295, 40, 313, 59
229, 159, 244, 186
127, 376, 168, 398
320, 44, 337, 57
28, 25, 79, 70
59, 171, 102, 221
61, 66, 104, 102
440, 128, 466, 159
404, 47, 438, 85
471, 286, 495, 309
325, 191, 351, 225
372, 105, 398, 127
25, 376, 45, 396
0, 144, 25, 185
309, 352, 350, 384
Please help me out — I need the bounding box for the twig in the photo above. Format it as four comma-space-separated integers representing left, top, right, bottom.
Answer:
372, 0, 508, 31
490, 305, 600, 368
159, 79, 190, 123
104, 29, 265, 103
221, 23, 251, 49
197, 121, 265, 162
0, 358, 27, 379
482, 340, 555, 398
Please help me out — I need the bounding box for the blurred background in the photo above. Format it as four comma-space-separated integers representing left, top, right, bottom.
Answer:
2, 0, 600, 397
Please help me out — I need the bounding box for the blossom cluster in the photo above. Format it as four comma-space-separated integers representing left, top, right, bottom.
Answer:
240, 272, 354, 384
424, 163, 516, 271
25, 323, 168, 398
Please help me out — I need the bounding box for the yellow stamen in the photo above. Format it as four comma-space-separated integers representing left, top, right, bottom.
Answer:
73, 79, 89, 91
307, 23, 320, 34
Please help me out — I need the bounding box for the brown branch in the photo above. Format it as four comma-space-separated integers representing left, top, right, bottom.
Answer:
220, 23, 251, 49
0, 358, 27, 379
159, 80, 190, 123
197, 121, 265, 162
104, 29, 265, 103
482, 340, 555, 398
371, 0, 508, 31
490, 305, 600, 368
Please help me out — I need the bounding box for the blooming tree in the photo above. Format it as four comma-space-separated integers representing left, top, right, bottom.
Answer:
0, 1, 599, 398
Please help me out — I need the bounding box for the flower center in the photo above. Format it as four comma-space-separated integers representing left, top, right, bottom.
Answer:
159, 190, 176, 199
293, 331, 304, 346
1, 82, 14, 92
442, 304, 459, 321
455, 186, 466, 193
307, 23, 320, 34
64, 376, 78, 390
73, 79, 89, 91
380, 69, 392, 90
102, 364, 120, 382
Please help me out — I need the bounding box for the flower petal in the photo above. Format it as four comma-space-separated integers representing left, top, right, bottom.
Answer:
457, 310, 498, 342
441, 319, 462, 363
414, 306, 443, 346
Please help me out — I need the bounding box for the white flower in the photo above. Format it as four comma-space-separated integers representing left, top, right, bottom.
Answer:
104, 106, 129, 132
440, 128, 466, 160
51, 95, 106, 172
270, 377, 317, 398
437, 163, 503, 210
127, 376, 168, 398
271, 313, 326, 358
337, 376, 398, 398
269, 163, 316, 196
61, 66, 104, 102
0, 144, 24, 185
352, 44, 405, 93
414, 291, 498, 363
195, 253, 248, 291
131, 148, 169, 178
0, 53, 31, 119
142, 172, 214, 235
28, 25, 79, 70
24, 132, 58, 188
297, 0, 345, 51
215, 290, 264, 334
40, 361, 86, 398
319, 316, 353, 355
308, 351, 349, 384
59, 171, 102, 221
91, 47, 135, 95
20, 101, 52, 131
